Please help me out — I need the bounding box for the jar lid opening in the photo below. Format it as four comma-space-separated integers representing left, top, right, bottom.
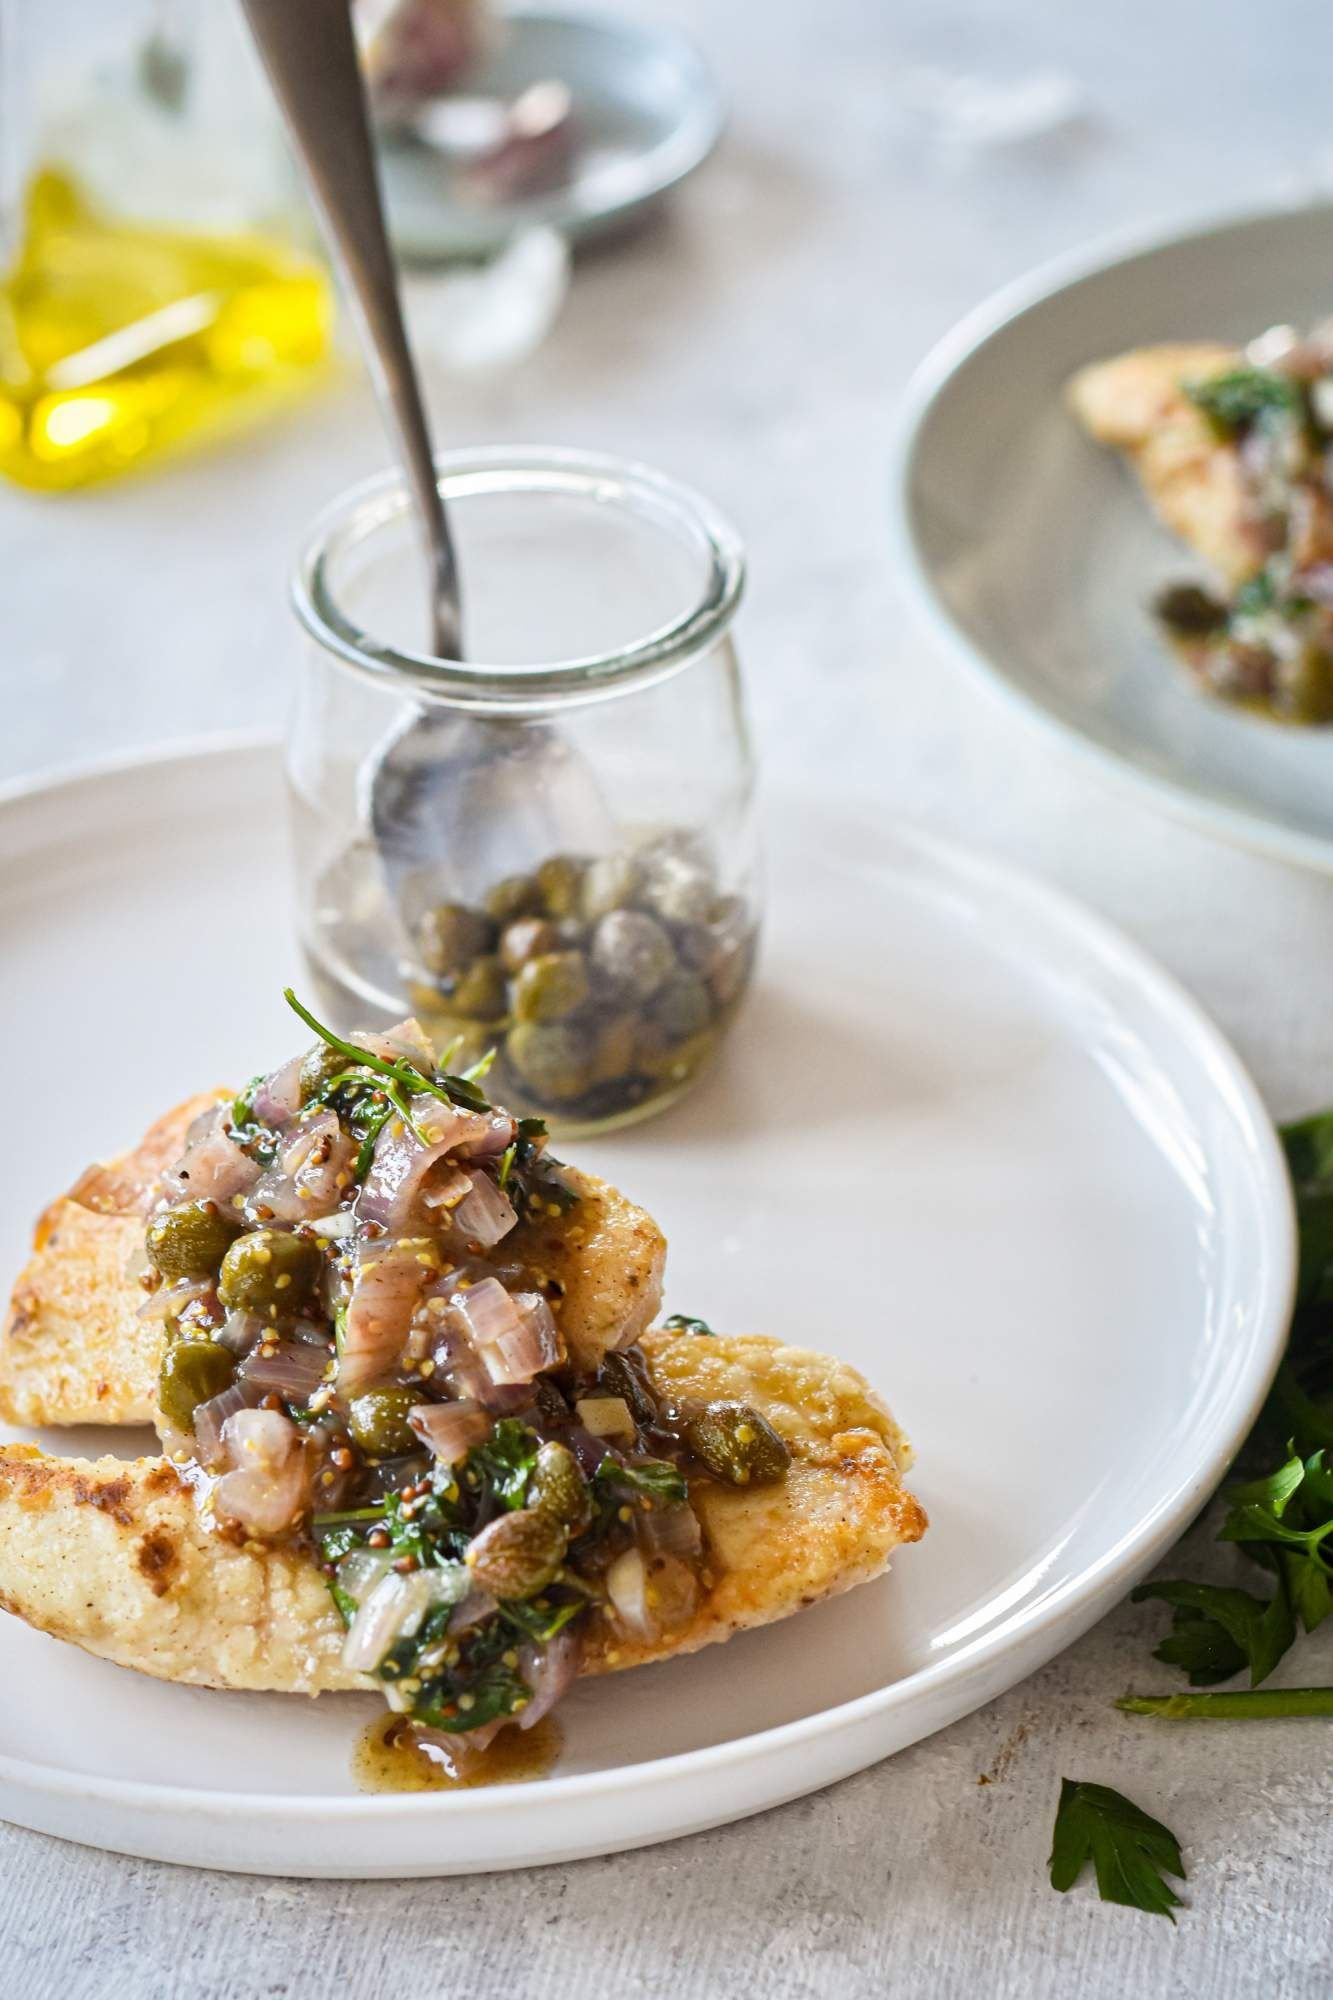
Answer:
293, 448, 745, 711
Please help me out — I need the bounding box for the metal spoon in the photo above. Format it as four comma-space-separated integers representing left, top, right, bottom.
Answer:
239, 0, 462, 660
241, 0, 610, 924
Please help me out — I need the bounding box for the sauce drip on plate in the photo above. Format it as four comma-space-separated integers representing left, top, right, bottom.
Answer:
353, 1713, 562, 1792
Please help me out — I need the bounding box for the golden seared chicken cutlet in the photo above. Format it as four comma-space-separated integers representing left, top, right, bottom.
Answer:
1069, 327, 1333, 722
1067, 341, 1260, 586
0, 996, 924, 1758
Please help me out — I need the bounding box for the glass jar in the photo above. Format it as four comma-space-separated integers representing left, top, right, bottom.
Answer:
288, 447, 760, 1135
0, 0, 331, 490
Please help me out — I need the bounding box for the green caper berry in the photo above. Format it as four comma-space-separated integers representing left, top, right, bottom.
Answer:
146, 1200, 240, 1281
506, 1021, 592, 1103
485, 874, 544, 923
158, 1339, 236, 1433
640, 852, 716, 928
217, 1228, 322, 1317
536, 854, 586, 919
346, 1386, 419, 1458
447, 955, 509, 1021
416, 902, 495, 978
580, 852, 640, 923
681, 1400, 790, 1487
590, 1013, 637, 1086
591, 909, 675, 1002
527, 1440, 593, 1535
651, 972, 712, 1042
499, 916, 560, 974
512, 950, 590, 1024
298, 1041, 348, 1105
465, 1506, 567, 1599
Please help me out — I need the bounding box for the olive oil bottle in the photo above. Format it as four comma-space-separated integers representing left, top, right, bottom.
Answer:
0, 168, 332, 491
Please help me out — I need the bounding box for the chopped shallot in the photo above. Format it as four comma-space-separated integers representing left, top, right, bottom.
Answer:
604, 1546, 699, 1643
575, 1395, 636, 1440
341, 1563, 470, 1673
251, 1054, 305, 1127
516, 1626, 582, 1729
161, 1109, 261, 1206
192, 1381, 256, 1467
136, 1275, 214, 1323
246, 1110, 357, 1224
239, 1337, 332, 1403
339, 1237, 436, 1394
358, 1102, 498, 1232
408, 1398, 491, 1464
213, 1407, 307, 1537
481, 1293, 563, 1385
448, 1169, 517, 1248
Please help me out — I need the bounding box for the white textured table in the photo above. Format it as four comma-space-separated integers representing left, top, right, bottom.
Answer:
6, 1, 1333, 1991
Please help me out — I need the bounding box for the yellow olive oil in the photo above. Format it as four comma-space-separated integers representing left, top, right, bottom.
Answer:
0, 168, 332, 491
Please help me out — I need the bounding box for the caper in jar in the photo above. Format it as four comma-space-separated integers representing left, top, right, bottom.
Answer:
589, 1013, 637, 1087
416, 902, 495, 977
299, 1040, 349, 1105
146, 1200, 241, 1280
536, 854, 585, 919
640, 849, 715, 928
217, 1228, 322, 1317
651, 972, 711, 1042
465, 1506, 567, 1599
506, 1020, 592, 1102
485, 874, 544, 923
591, 909, 675, 1002
499, 916, 559, 973
158, 1338, 236, 1432
681, 1400, 790, 1486
527, 1440, 593, 1535
580, 852, 640, 923
447, 955, 508, 1021
346, 1386, 419, 1458
512, 950, 590, 1024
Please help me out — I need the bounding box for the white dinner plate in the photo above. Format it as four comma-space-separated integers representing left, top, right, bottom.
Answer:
378, 11, 724, 260
0, 740, 1293, 1876
892, 200, 1333, 873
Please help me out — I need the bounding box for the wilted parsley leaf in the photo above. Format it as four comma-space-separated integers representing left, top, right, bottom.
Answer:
1186, 367, 1300, 435
593, 1456, 688, 1507
663, 1313, 715, 1336
1049, 1779, 1186, 1919
468, 1419, 539, 1512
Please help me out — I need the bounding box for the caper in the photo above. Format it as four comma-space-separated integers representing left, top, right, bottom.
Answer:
682, 1400, 790, 1486
446, 954, 509, 1021
651, 972, 712, 1042
597, 1348, 659, 1429
527, 1440, 593, 1535
158, 1338, 236, 1433
581, 852, 640, 923
485, 874, 544, 923
217, 1228, 322, 1317
416, 902, 495, 978
513, 950, 590, 1024
346, 1386, 419, 1458
499, 916, 560, 973
591, 910, 675, 1002
465, 1506, 567, 1599
146, 1200, 241, 1280
536, 854, 585, 919
590, 1013, 637, 1086
635, 1022, 714, 1085
298, 1041, 349, 1105
640, 850, 715, 928
506, 1021, 592, 1103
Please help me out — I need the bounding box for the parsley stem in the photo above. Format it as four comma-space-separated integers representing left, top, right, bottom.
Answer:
1118, 1687, 1333, 1719
284, 987, 453, 1109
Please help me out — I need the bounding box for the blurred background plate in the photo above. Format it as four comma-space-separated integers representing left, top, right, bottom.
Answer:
378, 9, 725, 259
892, 201, 1333, 873
0, 741, 1293, 1874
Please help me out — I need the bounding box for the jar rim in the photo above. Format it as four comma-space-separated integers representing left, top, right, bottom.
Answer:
291, 446, 746, 710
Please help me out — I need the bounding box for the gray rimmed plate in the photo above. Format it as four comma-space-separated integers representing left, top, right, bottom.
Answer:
891, 201, 1333, 874
378, 9, 724, 260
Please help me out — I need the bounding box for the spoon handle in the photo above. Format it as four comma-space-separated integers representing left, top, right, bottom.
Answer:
240, 0, 464, 659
